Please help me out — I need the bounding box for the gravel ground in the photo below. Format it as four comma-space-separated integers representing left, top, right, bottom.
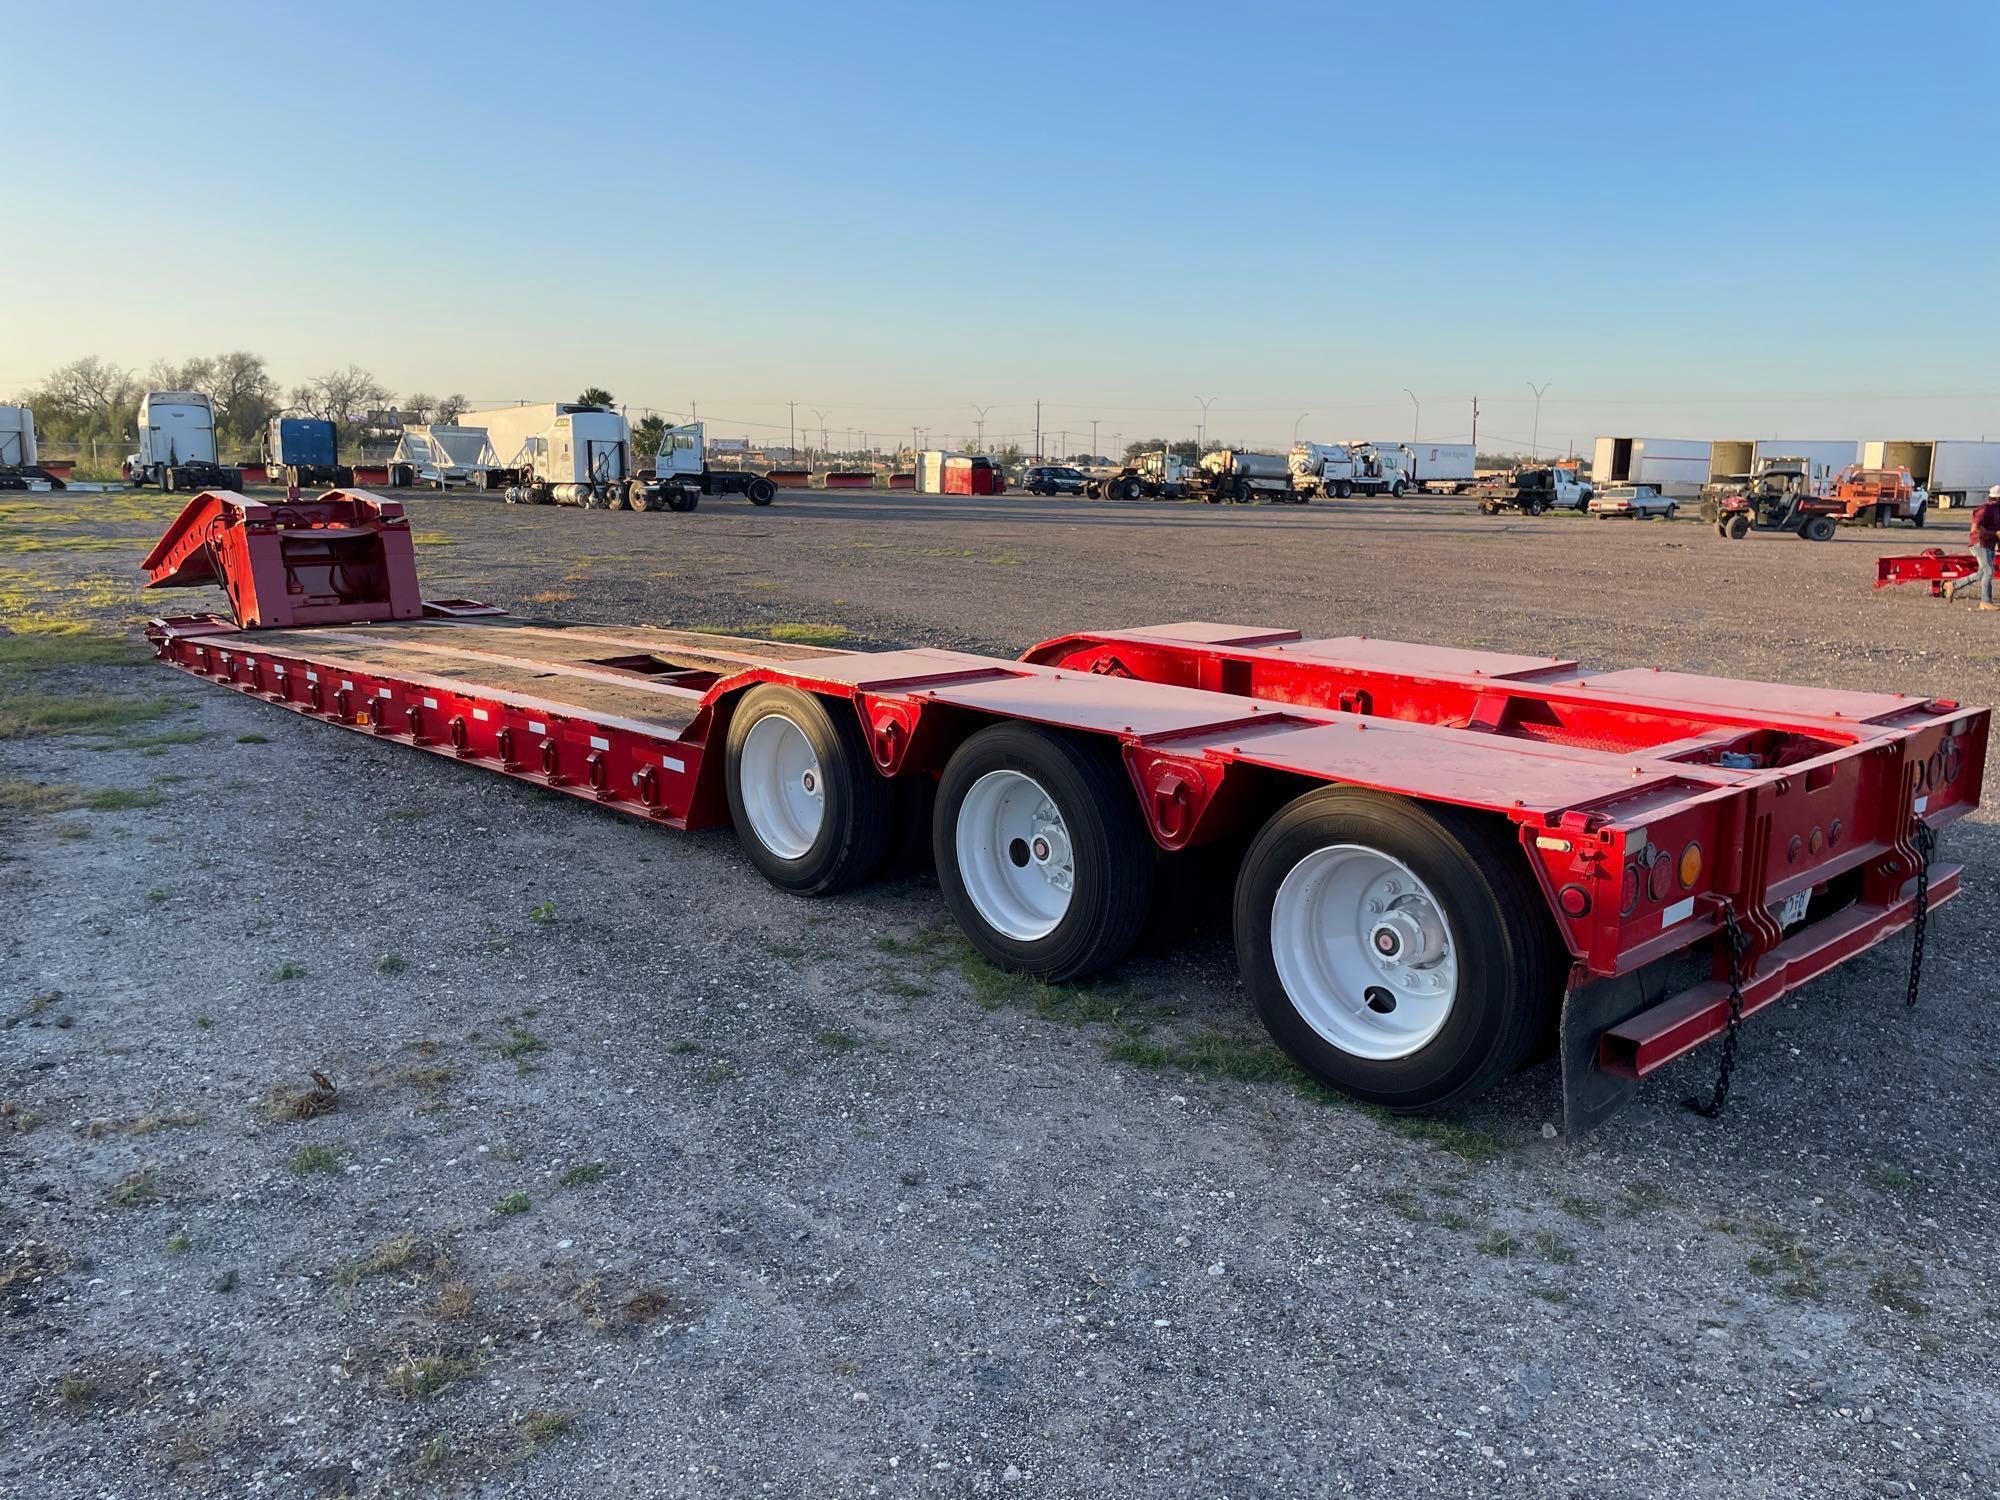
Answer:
2, 486, 1997, 1498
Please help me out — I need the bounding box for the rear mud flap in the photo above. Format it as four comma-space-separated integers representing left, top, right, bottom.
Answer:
1559, 974, 1644, 1136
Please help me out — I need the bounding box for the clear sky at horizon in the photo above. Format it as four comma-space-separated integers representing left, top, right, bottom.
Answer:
5, 0, 1996, 455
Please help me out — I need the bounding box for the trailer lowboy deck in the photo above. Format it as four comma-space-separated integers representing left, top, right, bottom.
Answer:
143, 491, 1989, 1132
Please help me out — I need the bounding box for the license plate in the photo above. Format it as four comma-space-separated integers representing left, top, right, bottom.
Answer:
1778, 891, 1810, 928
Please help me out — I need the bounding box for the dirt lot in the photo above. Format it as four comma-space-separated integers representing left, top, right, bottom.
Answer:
3, 484, 1997, 1498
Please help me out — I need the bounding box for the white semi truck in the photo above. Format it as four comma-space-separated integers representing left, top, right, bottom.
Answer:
640, 422, 777, 509
1861, 440, 2000, 510
465, 403, 631, 508
1391, 442, 1476, 494
125, 391, 242, 492
1707, 440, 1857, 495
1590, 436, 1710, 501
0, 404, 65, 491
1290, 441, 1410, 499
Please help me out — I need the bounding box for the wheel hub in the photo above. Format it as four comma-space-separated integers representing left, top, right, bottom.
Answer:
956, 770, 1076, 940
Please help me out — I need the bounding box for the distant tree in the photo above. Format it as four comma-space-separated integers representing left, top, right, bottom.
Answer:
436, 393, 469, 424
402, 393, 437, 426
632, 414, 667, 460
995, 442, 1023, 468
19, 356, 141, 446
578, 386, 614, 408
206, 352, 278, 444
291, 366, 391, 427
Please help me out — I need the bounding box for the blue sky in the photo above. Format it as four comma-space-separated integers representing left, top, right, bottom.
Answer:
6, 0, 1996, 454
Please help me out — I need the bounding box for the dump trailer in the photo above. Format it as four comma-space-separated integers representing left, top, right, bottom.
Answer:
1862, 440, 2000, 511
126, 391, 241, 492
0, 403, 66, 491
1591, 437, 1710, 500
389, 425, 511, 491
1707, 440, 1857, 495
638, 422, 777, 510
463, 403, 631, 508
140, 487, 1988, 1135
263, 416, 353, 489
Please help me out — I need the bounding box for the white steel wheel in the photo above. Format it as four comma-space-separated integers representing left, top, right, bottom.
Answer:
1234, 787, 1560, 1112
1270, 845, 1458, 1060
955, 769, 1074, 941
723, 684, 892, 896
738, 712, 825, 861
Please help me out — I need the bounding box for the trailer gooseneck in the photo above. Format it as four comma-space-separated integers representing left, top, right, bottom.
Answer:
142, 489, 1988, 1133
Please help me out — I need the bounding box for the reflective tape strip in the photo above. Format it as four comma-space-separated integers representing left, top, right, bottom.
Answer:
473, 708, 489, 721
528, 720, 546, 735
661, 755, 685, 773
589, 735, 610, 751
1662, 897, 1695, 929
423, 696, 438, 708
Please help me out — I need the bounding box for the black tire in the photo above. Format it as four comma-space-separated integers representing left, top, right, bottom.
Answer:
1912, 507, 1926, 529
1234, 787, 1561, 1111
1336, 480, 1352, 499
666, 487, 699, 513
934, 723, 1155, 982
1802, 514, 1836, 542
1725, 514, 1750, 540
1233, 480, 1251, 504
1391, 480, 1407, 498
1662, 503, 1676, 521
748, 476, 776, 505
1116, 476, 1143, 504
725, 684, 892, 896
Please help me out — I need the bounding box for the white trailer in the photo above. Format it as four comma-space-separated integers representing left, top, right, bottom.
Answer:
127, 391, 241, 492
1388, 442, 1476, 494
462, 403, 632, 508
917, 450, 950, 494
1862, 440, 2000, 510
390, 425, 503, 491
1707, 440, 1857, 494
1590, 437, 1710, 500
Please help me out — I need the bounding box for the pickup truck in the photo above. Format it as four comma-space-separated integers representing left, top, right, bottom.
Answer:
1479, 466, 1589, 515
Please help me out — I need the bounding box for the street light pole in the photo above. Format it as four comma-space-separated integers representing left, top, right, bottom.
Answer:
972, 404, 991, 453
1293, 412, 1310, 443
1090, 418, 1100, 459
789, 401, 796, 460
811, 409, 829, 462
1402, 388, 1419, 443
1526, 382, 1551, 457
1196, 395, 1217, 458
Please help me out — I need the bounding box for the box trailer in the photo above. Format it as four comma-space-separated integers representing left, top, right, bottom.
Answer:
1389, 442, 1476, 494
126, 391, 241, 493
942, 454, 1005, 496
463, 403, 631, 509
1591, 437, 1710, 500
0, 404, 66, 491
1707, 440, 1857, 494
139, 487, 1989, 1135
1862, 440, 2000, 510
263, 416, 353, 489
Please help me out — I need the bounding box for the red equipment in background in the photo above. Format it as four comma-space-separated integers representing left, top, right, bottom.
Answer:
142, 489, 1987, 1134
1876, 548, 1981, 598
942, 455, 1005, 495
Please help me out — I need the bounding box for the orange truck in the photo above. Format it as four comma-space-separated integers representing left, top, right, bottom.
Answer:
1829, 465, 1929, 528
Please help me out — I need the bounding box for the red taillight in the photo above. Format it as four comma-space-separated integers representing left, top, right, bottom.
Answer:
1647, 851, 1673, 902
1559, 884, 1591, 918
1620, 863, 1640, 916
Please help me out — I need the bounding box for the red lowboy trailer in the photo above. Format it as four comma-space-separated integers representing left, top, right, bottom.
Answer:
142, 491, 1989, 1132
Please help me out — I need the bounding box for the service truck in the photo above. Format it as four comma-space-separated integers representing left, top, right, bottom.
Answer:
1861, 440, 2000, 510
1590, 436, 1710, 501
263, 416, 352, 489
465, 403, 631, 509
0, 404, 65, 490
639, 422, 777, 510
1290, 441, 1409, 499
1707, 439, 1857, 495
126, 391, 241, 492
1194, 448, 1302, 503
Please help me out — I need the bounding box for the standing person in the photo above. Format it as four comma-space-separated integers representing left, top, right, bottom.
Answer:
1974, 485, 2000, 612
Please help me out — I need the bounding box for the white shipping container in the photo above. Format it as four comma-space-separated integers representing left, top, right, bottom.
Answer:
1591, 436, 1710, 498
917, 450, 949, 493
1861, 440, 2000, 508
1397, 442, 1475, 490
1708, 440, 1857, 491
0, 404, 36, 467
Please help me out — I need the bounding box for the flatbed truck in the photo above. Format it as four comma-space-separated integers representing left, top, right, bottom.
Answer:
140, 487, 1987, 1134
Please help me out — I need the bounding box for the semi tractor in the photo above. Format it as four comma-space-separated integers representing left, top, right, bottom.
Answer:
465, 403, 632, 509
1590, 436, 1710, 501
1290, 441, 1410, 499
1861, 440, 2000, 511
263, 416, 353, 489
125, 391, 241, 492
0, 404, 66, 491
640, 422, 778, 509
1394, 442, 1476, 494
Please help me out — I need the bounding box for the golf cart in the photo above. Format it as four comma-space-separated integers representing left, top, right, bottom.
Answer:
1714, 458, 1841, 542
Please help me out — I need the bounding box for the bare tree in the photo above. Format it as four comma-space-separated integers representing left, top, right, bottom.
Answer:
402, 393, 437, 426
436, 393, 469, 424
290, 366, 391, 427
207, 352, 278, 441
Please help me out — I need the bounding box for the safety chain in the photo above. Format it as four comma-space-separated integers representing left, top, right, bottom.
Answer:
1906, 821, 1938, 1009
1686, 901, 1752, 1120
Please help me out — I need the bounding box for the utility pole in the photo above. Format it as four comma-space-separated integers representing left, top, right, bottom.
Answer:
1470, 395, 1479, 459
1034, 399, 1041, 461
788, 401, 796, 461
811, 408, 829, 458
1402, 388, 1419, 443
973, 404, 991, 453
1293, 412, 1310, 442
1196, 395, 1217, 458
1527, 381, 1551, 458
1090, 418, 1100, 459
691, 399, 697, 421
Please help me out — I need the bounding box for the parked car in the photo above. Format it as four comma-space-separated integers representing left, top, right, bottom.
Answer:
1023, 465, 1088, 496
1589, 484, 1678, 520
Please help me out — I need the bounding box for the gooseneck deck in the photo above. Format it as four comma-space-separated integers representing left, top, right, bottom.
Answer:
143, 490, 1989, 1132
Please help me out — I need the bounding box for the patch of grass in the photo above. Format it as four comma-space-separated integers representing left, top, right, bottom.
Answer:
263, 1069, 338, 1121
764, 941, 806, 960
403, 1064, 452, 1094
0, 631, 140, 670
497, 1029, 543, 1060
410, 532, 453, 546
375, 953, 407, 974
1869, 1267, 1930, 1319
526, 590, 576, 605
665, 1040, 699, 1055
0, 779, 80, 816
1866, 1161, 1911, 1191
1103, 1028, 1297, 1084
1475, 1230, 1520, 1259
765, 622, 849, 645
1559, 1195, 1607, 1229
80, 786, 164, 812
1745, 1222, 1823, 1301
558, 1161, 609, 1188
428, 1281, 475, 1320
1376, 1113, 1502, 1165
0, 691, 170, 740
528, 901, 556, 923
333, 1232, 422, 1287
815, 1030, 859, 1052
235, 732, 270, 745
494, 1191, 530, 1216
517, 1410, 573, 1449
270, 961, 307, 982
386, 1351, 474, 1399
416, 1436, 450, 1470
165, 1227, 193, 1254
287, 1143, 345, 1176
59, 1373, 97, 1405
879, 977, 932, 998
105, 1171, 160, 1208
1528, 1286, 1573, 1306
698, 1060, 736, 1085
125, 1109, 202, 1135
1528, 1230, 1577, 1266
